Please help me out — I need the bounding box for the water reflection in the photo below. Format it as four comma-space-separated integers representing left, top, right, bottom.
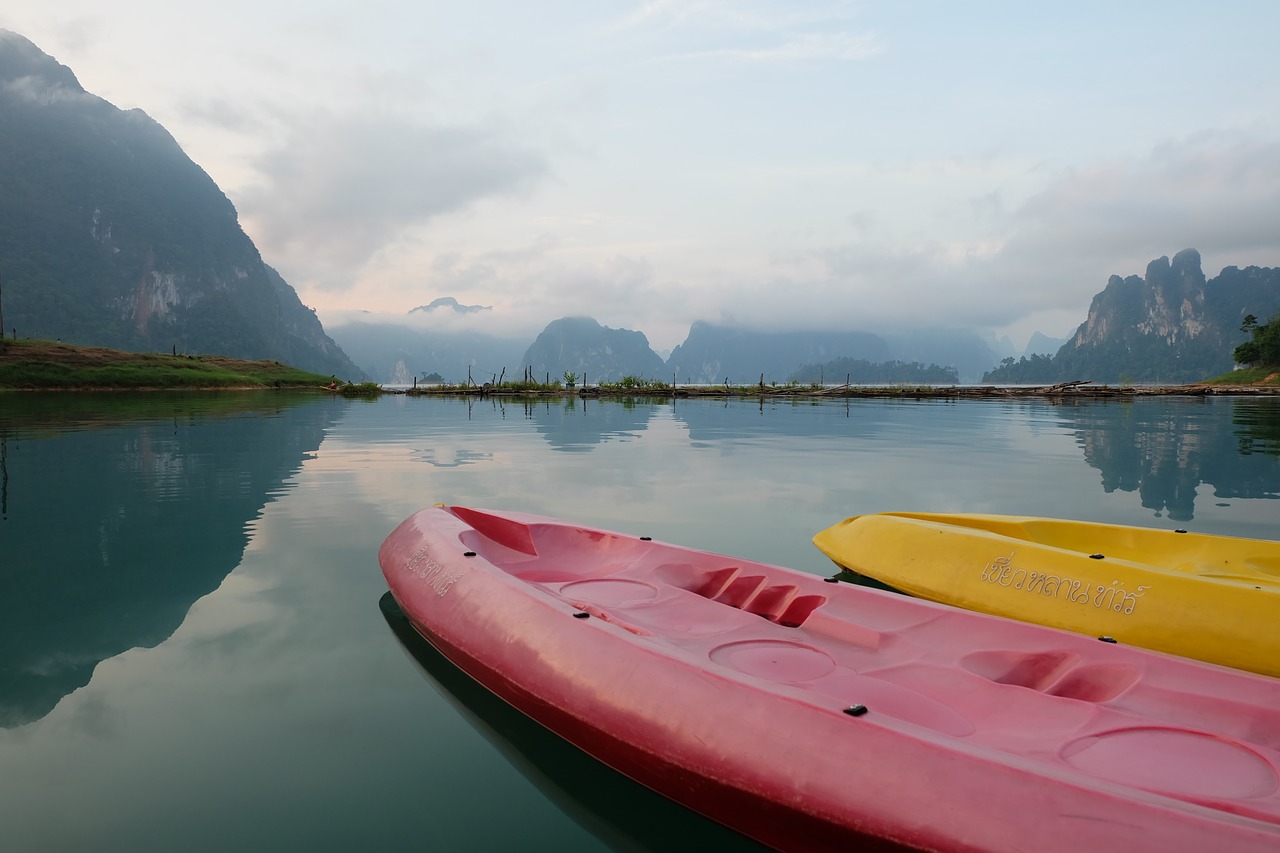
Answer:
1058, 398, 1280, 521
415, 448, 493, 468
1234, 398, 1280, 457
0, 392, 340, 727
672, 396, 896, 442
522, 396, 660, 452
379, 592, 767, 852
391, 394, 1280, 520
504, 394, 1280, 521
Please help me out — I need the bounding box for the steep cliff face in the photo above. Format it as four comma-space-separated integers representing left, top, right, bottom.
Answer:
1074, 250, 1208, 349
1056, 249, 1280, 383
1140, 250, 1209, 341
0, 31, 364, 378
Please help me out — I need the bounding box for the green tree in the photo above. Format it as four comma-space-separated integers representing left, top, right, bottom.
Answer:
1234, 313, 1280, 367
982, 353, 1059, 384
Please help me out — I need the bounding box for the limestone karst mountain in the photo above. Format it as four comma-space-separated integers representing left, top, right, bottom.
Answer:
0, 30, 363, 378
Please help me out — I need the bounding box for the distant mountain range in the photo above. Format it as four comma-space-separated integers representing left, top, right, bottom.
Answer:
328, 262, 1279, 386
1025, 331, 1069, 357
327, 316, 1014, 386
0, 31, 363, 379
328, 318, 526, 385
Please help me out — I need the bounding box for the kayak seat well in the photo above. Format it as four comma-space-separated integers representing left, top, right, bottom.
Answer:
1245, 557, 1280, 577
1188, 558, 1280, 585
655, 564, 827, 628
449, 506, 538, 555
961, 650, 1140, 703
962, 650, 1078, 690
455, 510, 650, 582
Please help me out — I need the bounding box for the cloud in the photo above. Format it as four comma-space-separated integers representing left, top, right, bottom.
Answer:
320, 234, 680, 346
608, 0, 866, 33
429, 242, 665, 331
678, 32, 883, 63
604, 0, 882, 63
729, 131, 1280, 338
237, 111, 548, 291
1003, 132, 1280, 276
177, 95, 262, 133
320, 129, 1280, 352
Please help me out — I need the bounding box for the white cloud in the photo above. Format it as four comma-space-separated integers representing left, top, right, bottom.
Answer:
237, 112, 548, 291
318, 127, 1280, 351
682, 130, 1280, 339
1007, 132, 1280, 270
604, 0, 882, 63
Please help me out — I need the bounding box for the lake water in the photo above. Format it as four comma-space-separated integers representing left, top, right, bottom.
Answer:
1, 392, 1277, 852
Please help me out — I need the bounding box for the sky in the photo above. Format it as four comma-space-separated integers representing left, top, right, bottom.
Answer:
4, 1, 1280, 352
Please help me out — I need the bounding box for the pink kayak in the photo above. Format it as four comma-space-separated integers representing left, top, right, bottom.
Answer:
379, 505, 1280, 852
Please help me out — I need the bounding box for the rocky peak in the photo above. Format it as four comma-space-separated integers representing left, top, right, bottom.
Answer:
408, 296, 491, 315
1138, 249, 1207, 342
1075, 249, 1209, 348
0, 30, 84, 99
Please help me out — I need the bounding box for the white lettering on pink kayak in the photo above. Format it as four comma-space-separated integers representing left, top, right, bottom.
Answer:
406, 547, 466, 597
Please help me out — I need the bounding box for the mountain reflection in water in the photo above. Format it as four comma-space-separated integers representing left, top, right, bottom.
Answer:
1062, 397, 1280, 521
0, 392, 339, 727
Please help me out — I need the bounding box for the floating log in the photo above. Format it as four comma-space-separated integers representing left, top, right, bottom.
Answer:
395, 382, 1280, 399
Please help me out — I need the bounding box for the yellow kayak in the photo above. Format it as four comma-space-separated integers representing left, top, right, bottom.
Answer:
813, 513, 1280, 678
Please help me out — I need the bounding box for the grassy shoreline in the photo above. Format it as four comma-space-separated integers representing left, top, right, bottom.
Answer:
0, 339, 341, 391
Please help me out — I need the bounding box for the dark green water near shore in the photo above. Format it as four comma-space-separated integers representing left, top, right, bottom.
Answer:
0, 392, 1276, 851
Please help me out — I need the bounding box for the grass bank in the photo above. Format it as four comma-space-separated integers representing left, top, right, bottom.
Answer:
0, 339, 338, 390
1203, 366, 1280, 387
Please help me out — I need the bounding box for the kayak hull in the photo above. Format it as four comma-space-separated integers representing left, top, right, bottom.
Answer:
381, 505, 1280, 852
812, 512, 1280, 677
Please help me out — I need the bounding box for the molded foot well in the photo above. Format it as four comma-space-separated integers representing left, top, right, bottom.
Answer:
777, 595, 827, 628
656, 564, 827, 627
682, 566, 741, 599
961, 650, 1139, 703
745, 583, 796, 620
717, 575, 768, 608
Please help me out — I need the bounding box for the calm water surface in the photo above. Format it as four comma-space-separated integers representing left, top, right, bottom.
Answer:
1, 392, 1277, 852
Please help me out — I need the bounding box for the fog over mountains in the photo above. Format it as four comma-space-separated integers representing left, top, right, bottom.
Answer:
326, 312, 1022, 386
4, 29, 1277, 388
329, 251, 1279, 386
